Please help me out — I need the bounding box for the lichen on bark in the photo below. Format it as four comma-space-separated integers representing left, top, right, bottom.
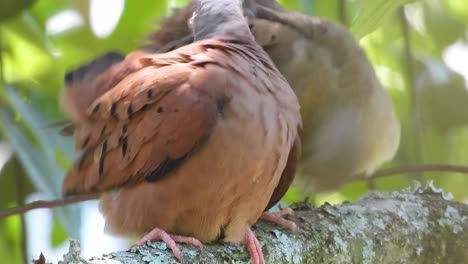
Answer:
55, 186, 468, 264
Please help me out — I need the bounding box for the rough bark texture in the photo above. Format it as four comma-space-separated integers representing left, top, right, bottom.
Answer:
56, 186, 468, 264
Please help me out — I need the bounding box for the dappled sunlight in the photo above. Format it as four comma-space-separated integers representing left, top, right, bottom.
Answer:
443, 41, 468, 86
46, 9, 84, 36
90, 0, 124, 38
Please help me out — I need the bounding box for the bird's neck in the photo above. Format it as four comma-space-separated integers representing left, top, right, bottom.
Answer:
191, 0, 252, 42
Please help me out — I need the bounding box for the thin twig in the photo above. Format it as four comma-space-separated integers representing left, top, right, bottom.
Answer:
363, 164, 468, 181
399, 6, 424, 180
338, 0, 347, 27
0, 193, 100, 219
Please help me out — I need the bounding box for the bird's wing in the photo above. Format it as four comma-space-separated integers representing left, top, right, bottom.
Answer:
265, 136, 301, 211
62, 44, 230, 196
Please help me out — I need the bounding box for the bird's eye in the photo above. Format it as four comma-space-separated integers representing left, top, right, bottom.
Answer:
64, 71, 74, 85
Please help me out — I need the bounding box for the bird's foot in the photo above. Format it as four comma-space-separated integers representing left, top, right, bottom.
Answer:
260, 208, 297, 233
245, 228, 265, 264
135, 227, 202, 260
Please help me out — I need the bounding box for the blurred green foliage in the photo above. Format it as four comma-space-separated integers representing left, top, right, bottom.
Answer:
0, 0, 36, 22
1, 0, 468, 263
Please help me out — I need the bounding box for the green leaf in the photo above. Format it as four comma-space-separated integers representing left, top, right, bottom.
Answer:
5, 87, 75, 171
2, 12, 59, 55
350, 0, 419, 39
0, 0, 36, 22
0, 86, 79, 238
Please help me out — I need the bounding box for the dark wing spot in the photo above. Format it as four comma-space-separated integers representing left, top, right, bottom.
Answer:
101, 140, 108, 155
157, 107, 164, 113
100, 126, 106, 137
145, 156, 187, 182
98, 158, 105, 178
121, 137, 128, 157
92, 103, 101, 114
76, 150, 89, 170
122, 124, 128, 134
147, 89, 154, 98
99, 141, 108, 177
59, 124, 75, 136
82, 135, 90, 149
127, 104, 133, 116
145, 135, 210, 182
111, 102, 117, 116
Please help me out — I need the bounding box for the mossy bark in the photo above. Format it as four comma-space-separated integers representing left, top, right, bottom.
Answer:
57, 189, 468, 264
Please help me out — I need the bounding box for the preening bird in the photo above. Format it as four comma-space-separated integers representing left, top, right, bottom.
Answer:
60, 0, 301, 263
148, 0, 400, 193
250, 1, 401, 192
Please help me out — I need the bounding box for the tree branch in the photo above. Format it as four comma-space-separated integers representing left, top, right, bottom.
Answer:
53, 186, 468, 263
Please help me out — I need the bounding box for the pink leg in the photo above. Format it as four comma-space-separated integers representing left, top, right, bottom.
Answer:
245, 228, 265, 264
261, 208, 298, 233
135, 227, 202, 260
269, 208, 294, 217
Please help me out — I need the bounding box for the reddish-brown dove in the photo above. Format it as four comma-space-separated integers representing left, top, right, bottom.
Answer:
147, 0, 400, 193
60, 0, 301, 263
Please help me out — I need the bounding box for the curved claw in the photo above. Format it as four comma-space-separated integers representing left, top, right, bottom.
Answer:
135, 227, 203, 261
260, 207, 298, 233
